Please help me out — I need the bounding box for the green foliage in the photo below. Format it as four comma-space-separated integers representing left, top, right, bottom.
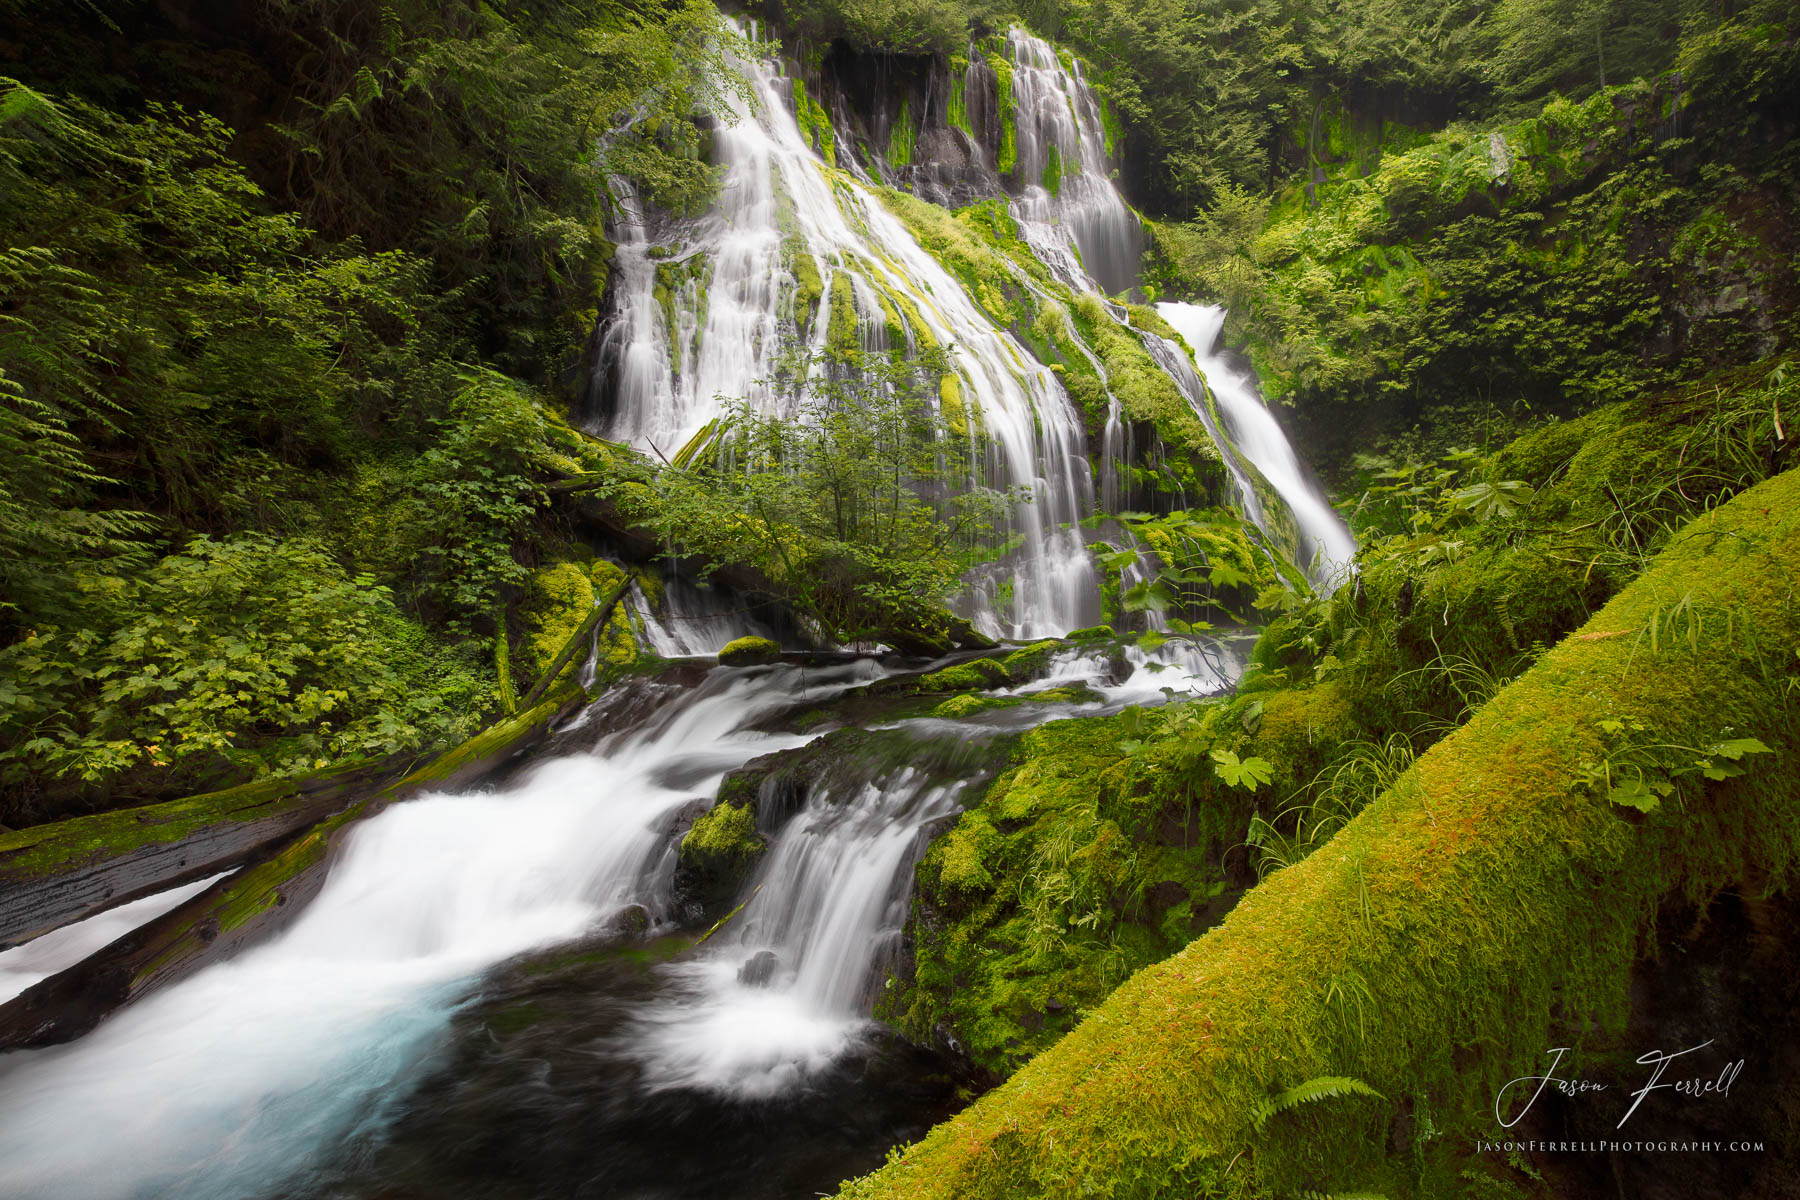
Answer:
0, 534, 482, 819
773, 0, 1001, 54
1251, 1075, 1385, 1132
1211, 747, 1274, 791
605, 348, 1013, 645
0, 0, 723, 817
1154, 18, 1797, 479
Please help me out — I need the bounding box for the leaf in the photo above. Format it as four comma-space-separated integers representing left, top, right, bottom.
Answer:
1212, 748, 1274, 792
1710, 737, 1773, 760
1251, 1075, 1386, 1132
1607, 774, 1663, 813
1241, 699, 1265, 734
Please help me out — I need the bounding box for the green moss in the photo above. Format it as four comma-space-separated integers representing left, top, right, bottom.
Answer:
826, 270, 861, 365
1040, 143, 1064, 197
887, 96, 916, 168
1000, 639, 1062, 682
718, 635, 780, 666
987, 50, 1017, 176
844, 468, 1800, 1199
911, 657, 1011, 693
518, 562, 594, 678
793, 78, 836, 165
515, 559, 635, 687
682, 801, 763, 865
947, 74, 973, 139
932, 693, 1024, 719
786, 239, 824, 332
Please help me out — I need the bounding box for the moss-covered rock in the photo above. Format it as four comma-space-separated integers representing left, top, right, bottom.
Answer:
675, 801, 767, 918
717, 636, 780, 667
999, 639, 1062, 682
910, 657, 1011, 693
515, 559, 637, 689
931, 694, 1024, 720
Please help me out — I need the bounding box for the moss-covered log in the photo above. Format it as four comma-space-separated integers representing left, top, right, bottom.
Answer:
0, 681, 586, 1051
840, 468, 1800, 1198
0, 759, 398, 950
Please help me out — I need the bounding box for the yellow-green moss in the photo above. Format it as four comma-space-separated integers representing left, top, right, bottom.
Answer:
718, 635, 780, 666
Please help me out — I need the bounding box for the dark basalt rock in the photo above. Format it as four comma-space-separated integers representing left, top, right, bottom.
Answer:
737, 949, 779, 987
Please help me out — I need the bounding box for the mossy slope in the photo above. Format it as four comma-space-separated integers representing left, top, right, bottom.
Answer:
842, 466, 1800, 1198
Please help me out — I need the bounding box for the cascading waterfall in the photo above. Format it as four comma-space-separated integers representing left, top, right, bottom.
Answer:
625, 758, 978, 1099
1003, 29, 1142, 297
991, 30, 1355, 585
0, 19, 1364, 1200
1156, 302, 1358, 586
597, 22, 1099, 639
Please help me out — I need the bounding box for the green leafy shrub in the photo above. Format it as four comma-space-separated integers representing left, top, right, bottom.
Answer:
0, 534, 483, 820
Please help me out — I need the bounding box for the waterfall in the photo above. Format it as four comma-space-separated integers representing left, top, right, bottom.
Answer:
594, 24, 1101, 639
1004, 29, 1142, 297
1155, 302, 1358, 586
625, 759, 975, 1099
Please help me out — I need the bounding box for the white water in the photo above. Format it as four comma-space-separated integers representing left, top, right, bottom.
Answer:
1157, 302, 1358, 586
627, 764, 967, 1099
628, 577, 775, 657
0, 665, 876, 1200
1005, 29, 1141, 297
599, 24, 1098, 638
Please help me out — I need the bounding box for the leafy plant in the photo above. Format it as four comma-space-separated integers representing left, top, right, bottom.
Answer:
1211, 748, 1274, 792
1251, 1075, 1386, 1132
1579, 716, 1773, 814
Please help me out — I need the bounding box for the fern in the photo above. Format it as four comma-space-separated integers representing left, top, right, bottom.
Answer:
1251, 1075, 1385, 1132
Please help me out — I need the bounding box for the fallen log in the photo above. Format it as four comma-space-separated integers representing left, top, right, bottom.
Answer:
0, 758, 399, 951
0, 680, 586, 1052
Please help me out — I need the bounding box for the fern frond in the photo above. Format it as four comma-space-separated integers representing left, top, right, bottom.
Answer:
1251, 1075, 1385, 1132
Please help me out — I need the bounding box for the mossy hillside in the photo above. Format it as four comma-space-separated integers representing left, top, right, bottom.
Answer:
844, 464, 1800, 1200
873, 189, 1235, 505
886, 681, 1364, 1078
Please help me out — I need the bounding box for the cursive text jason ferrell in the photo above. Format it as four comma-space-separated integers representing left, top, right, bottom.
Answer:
1494, 1042, 1745, 1129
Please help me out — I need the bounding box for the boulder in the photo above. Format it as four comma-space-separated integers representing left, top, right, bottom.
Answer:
717, 636, 780, 667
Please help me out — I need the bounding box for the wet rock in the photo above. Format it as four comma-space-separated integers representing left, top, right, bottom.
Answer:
737, 949, 779, 987
611, 905, 651, 936
673, 802, 767, 922
717, 636, 779, 667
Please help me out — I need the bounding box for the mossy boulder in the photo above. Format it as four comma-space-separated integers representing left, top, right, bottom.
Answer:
910, 657, 1011, 693
674, 802, 767, 918
999, 639, 1062, 682
1062, 624, 1115, 642
717, 636, 780, 667
931, 694, 1024, 719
